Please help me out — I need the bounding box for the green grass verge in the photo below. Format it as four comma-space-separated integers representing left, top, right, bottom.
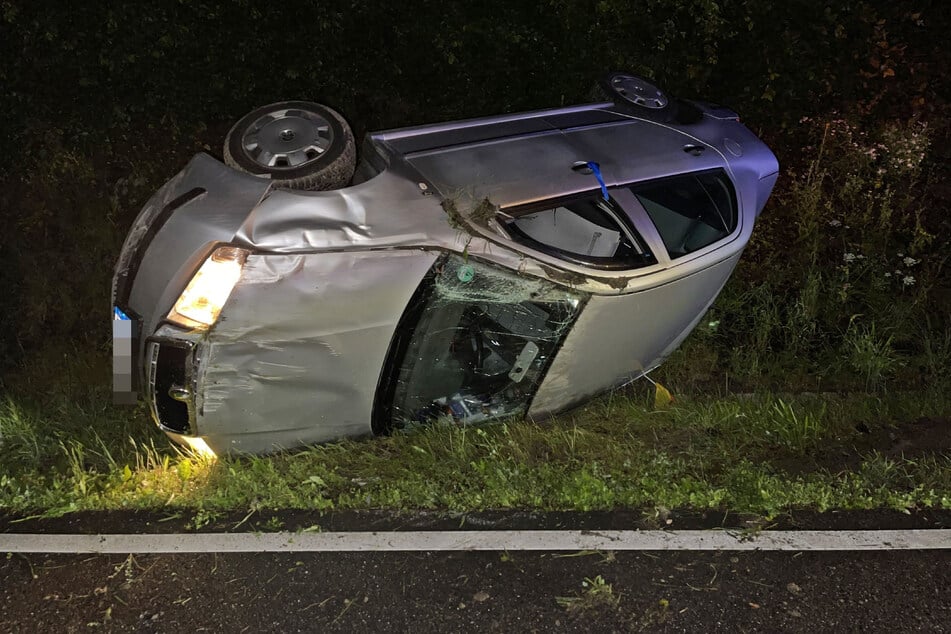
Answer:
2, 351, 949, 519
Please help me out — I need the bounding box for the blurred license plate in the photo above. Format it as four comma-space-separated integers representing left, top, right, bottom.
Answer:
113, 306, 138, 404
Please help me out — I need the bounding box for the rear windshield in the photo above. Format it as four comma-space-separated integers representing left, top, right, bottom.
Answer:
630, 171, 737, 258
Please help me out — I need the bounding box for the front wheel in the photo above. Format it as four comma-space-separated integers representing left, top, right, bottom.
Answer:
223, 100, 356, 190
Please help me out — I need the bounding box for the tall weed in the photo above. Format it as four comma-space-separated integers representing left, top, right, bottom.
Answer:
664, 114, 947, 391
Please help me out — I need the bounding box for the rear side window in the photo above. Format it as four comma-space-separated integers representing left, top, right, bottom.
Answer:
630, 171, 737, 259
503, 195, 656, 270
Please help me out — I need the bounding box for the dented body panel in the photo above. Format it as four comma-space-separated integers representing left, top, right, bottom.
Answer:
113, 96, 778, 454
196, 250, 438, 454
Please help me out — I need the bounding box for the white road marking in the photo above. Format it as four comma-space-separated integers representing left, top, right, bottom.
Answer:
2, 529, 950, 553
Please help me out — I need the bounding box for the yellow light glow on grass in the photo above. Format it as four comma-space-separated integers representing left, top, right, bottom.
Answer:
168, 247, 249, 329
181, 435, 217, 460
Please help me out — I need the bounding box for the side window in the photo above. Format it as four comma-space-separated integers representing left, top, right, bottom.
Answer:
630, 171, 737, 259
378, 255, 585, 430
503, 195, 656, 269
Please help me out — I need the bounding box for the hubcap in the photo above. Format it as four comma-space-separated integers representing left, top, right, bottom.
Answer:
610, 75, 668, 109
241, 108, 334, 169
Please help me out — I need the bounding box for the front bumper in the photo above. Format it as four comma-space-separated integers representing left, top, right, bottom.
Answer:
144, 335, 198, 435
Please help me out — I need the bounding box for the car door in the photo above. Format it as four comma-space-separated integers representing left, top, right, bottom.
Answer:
529, 169, 746, 417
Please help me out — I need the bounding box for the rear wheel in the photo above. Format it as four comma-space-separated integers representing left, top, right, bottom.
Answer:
600, 72, 670, 111
223, 100, 356, 190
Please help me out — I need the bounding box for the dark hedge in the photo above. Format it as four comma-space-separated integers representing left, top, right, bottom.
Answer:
0, 0, 948, 374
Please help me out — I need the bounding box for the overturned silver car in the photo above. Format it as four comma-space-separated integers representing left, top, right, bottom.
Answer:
112, 73, 778, 455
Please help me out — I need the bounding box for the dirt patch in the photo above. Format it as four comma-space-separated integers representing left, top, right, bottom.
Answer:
878, 417, 951, 460
778, 416, 951, 476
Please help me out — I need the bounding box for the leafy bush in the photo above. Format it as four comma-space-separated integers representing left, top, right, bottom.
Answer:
664, 111, 949, 390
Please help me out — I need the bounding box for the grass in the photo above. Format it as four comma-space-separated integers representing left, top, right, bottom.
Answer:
1, 349, 949, 519
556, 575, 620, 613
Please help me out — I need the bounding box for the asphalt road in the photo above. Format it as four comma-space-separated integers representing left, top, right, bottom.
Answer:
3, 510, 950, 632
3, 548, 950, 632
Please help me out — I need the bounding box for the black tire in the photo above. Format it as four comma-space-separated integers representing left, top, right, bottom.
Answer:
223, 100, 356, 190
598, 72, 673, 120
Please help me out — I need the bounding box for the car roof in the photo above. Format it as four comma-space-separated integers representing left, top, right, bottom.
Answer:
371, 103, 730, 209
370, 102, 631, 155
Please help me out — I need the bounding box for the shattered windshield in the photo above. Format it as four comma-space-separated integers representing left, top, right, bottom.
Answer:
380, 254, 586, 429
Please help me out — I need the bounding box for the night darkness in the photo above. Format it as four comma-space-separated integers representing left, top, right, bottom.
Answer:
1, 1, 948, 370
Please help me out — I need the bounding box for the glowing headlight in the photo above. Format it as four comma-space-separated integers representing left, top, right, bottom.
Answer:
167, 246, 250, 329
